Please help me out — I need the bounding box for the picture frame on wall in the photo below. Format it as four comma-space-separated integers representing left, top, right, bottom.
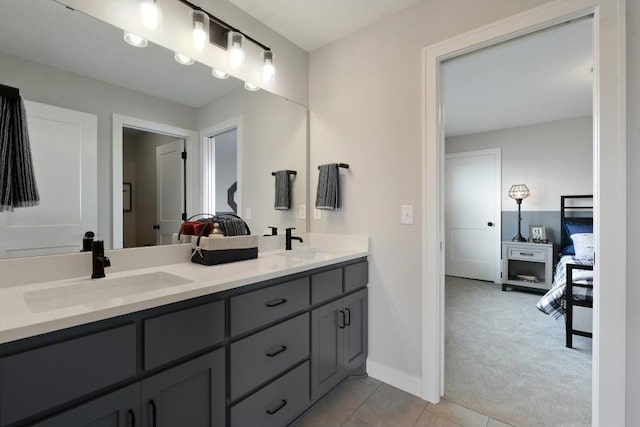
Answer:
529, 225, 546, 243
123, 182, 132, 212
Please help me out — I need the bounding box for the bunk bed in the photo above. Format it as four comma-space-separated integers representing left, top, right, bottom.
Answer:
537, 195, 593, 348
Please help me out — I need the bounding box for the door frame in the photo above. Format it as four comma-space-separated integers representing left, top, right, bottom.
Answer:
421, 1, 626, 426
199, 116, 244, 216
112, 114, 198, 249
445, 148, 501, 283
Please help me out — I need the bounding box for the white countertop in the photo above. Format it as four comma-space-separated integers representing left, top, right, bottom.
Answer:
0, 243, 368, 345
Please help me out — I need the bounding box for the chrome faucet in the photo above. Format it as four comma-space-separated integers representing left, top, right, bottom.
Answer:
91, 240, 111, 279
285, 227, 303, 250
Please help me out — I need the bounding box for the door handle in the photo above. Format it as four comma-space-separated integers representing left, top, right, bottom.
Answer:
266, 399, 288, 415
345, 307, 351, 326
338, 310, 346, 329
152, 224, 160, 230
265, 345, 288, 357
487, 222, 494, 227
266, 298, 287, 307
149, 400, 157, 427
128, 409, 136, 427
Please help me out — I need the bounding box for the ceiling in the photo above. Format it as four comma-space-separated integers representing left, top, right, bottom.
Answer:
0, 0, 242, 108
228, 0, 422, 52
444, 18, 593, 137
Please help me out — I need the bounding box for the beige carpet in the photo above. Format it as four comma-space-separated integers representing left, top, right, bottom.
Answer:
444, 276, 591, 427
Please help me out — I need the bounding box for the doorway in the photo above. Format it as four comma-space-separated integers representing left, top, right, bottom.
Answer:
422, 1, 626, 426
202, 128, 238, 215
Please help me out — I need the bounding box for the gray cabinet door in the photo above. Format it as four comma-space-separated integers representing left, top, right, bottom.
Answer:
311, 298, 345, 401
343, 289, 368, 373
141, 350, 225, 427
33, 384, 140, 427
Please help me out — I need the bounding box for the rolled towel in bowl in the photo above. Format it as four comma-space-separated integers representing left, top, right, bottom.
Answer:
315, 163, 340, 210
274, 170, 291, 210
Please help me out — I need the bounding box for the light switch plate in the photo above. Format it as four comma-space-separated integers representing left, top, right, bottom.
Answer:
314, 208, 322, 220
299, 204, 306, 219
245, 207, 252, 220
401, 205, 414, 224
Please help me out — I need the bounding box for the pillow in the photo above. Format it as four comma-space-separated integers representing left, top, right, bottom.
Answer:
559, 245, 575, 256
563, 221, 593, 237
570, 233, 594, 260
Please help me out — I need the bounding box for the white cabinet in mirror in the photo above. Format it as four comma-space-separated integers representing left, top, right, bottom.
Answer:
0, 0, 308, 259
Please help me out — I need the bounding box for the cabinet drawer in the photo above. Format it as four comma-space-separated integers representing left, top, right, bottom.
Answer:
0, 324, 136, 426
508, 248, 546, 261
311, 268, 342, 304
230, 361, 310, 427
230, 278, 309, 337
344, 261, 368, 292
144, 300, 225, 370
230, 313, 309, 400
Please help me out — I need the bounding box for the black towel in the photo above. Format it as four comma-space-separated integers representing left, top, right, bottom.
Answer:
218, 217, 249, 236
274, 170, 291, 210
0, 95, 39, 212
315, 163, 340, 210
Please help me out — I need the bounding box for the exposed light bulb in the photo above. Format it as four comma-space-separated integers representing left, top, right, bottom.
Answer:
212, 68, 230, 79
192, 11, 207, 51
244, 82, 260, 92
229, 33, 244, 68
174, 53, 194, 65
262, 51, 275, 83
124, 31, 148, 48
140, 0, 161, 31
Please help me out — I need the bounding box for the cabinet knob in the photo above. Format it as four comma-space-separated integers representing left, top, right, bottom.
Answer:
487, 222, 494, 227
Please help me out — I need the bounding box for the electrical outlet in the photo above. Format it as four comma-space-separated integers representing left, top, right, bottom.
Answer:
299, 204, 306, 219
401, 205, 414, 224
314, 208, 322, 220
245, 207, 252, 220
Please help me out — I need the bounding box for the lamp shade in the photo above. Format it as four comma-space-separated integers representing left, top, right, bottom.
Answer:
508, 184, 530, 200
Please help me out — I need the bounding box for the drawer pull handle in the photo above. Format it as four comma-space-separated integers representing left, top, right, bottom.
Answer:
149, 400, 157, 427
339, 310, 346, 329
519, 252, 534, 256
266, 399, 288, 415
345, 307, 352, 326
128, 409, 136, 427
266, 345, 288, 357
266, 298, 287, 307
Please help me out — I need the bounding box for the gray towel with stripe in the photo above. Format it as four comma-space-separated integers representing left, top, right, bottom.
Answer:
0, 96, 39, 212
315, 163, 340, 210
274, 170, 291, 210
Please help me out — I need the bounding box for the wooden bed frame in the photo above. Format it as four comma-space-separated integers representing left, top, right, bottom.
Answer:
560, 195, 593, 348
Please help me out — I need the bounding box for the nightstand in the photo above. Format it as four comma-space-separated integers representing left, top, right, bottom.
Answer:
501, 241, 553, 292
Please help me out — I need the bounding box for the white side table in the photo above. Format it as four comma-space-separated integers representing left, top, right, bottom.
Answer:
501, 241, 553, 292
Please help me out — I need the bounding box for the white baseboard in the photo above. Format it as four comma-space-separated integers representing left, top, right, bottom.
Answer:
366, 360, 422, 398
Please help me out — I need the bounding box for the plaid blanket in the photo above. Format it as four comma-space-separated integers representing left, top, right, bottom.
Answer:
536, 255, 594, 319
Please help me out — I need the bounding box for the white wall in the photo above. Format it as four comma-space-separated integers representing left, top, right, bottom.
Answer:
627, 2, 640, 425
198, 87, 307, 235
445, 116, 593, 211
309, 0, 553, 388
0, 51, 197, 249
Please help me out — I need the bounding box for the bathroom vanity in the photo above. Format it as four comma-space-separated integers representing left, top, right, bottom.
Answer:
0, 244, 368, 427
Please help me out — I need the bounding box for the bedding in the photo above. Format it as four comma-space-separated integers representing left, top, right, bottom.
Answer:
570, 233, 594, 260
537, 255, 594, 319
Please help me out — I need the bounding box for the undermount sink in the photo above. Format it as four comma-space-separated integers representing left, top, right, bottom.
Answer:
274, 247, 336, 261
24, 272, 192, 313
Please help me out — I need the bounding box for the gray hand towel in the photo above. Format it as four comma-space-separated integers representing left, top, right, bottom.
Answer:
315, 163, 340, 210
274, 170, 291, 210
0, 95, 39, 212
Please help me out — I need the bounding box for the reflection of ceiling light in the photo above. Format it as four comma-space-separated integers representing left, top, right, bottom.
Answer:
124, 31, 148, 48
141, 0, 161, 31
262, 51, 275, 83
244, 82, 260, 92
212, 68, 230, 79
229, 33, 245, 68
175, 53, 194, 65
192, 11, 207, 51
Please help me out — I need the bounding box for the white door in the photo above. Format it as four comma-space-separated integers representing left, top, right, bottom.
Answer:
156, 140, 184, 245
0, 101, 97, 258
445, 149, 501, 282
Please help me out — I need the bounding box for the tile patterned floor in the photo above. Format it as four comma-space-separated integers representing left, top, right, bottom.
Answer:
291, 376, 513, 427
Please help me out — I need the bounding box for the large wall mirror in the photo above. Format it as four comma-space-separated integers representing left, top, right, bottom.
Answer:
0, 0, 308, 258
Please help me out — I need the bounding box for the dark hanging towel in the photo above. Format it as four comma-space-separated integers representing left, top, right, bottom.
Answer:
315, 163, 340, 210
274, 170, 291, 210
0, 90, 39, 212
